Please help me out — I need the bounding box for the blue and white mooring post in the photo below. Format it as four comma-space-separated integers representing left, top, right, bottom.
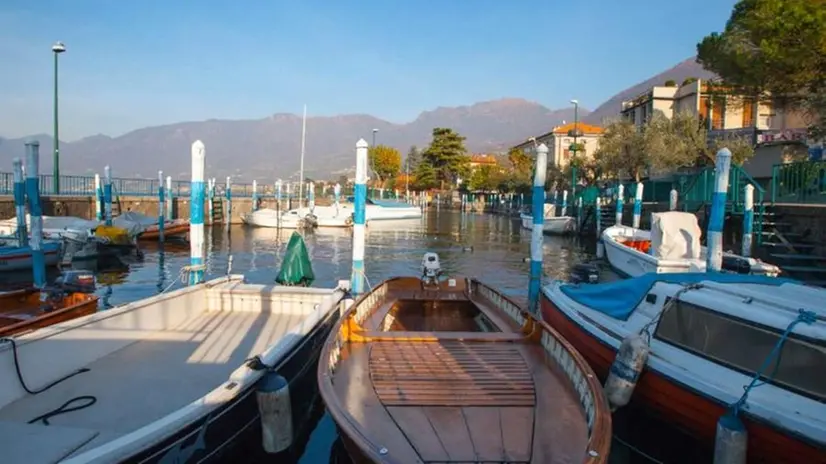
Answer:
158, 170, 165, 241
224, 176, 232, 227
742, 184, 754, 258
252, 180, 259, 212
12, 158, 28, 246
189, 140, 206, 285
25, 141, 45, 288
275, 179, 283, 214
576, 196, 583, 233
94, 173, 103, 220
595, 197, 604, 258
615, 184, 624, 226
104, 165, 113, 226
207, 178, 215, 225
351, 139, 369, 295
632, 182, 644, 229
286, 182, 292, 210
561, 190, 568, 217
669, 188, 678, 211
165, 176, 173, 220
334, 182, 341, 215
528, 143, 548, 314
308, 181, 315, 212
707, 148, 732, 272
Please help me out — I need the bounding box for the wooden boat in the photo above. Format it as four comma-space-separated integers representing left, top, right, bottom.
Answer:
1, 275, 350, 464
602, 211, 780, 277
520, 213, 575, 235
0, 278, 98, 337
0, 241, 62, 272
541, 272, 826, 462
113, 211, 190, 240
318, 252, 612, 463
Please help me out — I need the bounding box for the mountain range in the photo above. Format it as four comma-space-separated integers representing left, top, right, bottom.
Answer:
0, 57, 714, 181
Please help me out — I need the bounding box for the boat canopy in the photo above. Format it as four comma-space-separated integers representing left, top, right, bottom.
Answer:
560, 272, 797, 321
276, 232, 315, 286
650, 211, 702, 260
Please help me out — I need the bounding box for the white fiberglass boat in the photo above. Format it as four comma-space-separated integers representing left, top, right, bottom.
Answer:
602, 211, 780, 277
241, 207, 352, 229
0, 215, 103, 261
542, 272, 825, 462
0, 275, 351, 464
519, 205, 574, 235
339, 197, 422, 221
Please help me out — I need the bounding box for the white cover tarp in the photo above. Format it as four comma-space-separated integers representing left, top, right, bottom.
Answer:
0, 215, 100, 238
650, 211, 702, 260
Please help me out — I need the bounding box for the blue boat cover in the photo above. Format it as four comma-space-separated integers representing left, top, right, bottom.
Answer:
559, 272, 798, 321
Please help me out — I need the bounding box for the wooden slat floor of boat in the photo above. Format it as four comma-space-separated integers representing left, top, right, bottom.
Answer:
333, 339, 590, 463
370, 341, 535, 406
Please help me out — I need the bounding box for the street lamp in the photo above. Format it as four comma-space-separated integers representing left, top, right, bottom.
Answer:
52, 41, 66, 194
569, 99, 580, 193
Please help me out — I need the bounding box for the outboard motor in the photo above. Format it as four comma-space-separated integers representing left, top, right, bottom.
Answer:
421, 252, 442, 286
570, 263, 600, 284
54, 270, 96, 293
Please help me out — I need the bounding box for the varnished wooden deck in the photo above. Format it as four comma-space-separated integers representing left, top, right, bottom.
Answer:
332, 338, 589, 463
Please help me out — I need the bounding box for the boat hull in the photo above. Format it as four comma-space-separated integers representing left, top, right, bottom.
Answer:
520, 214, 574, 235
137, 220, 190, 241
0, 290, 98, 337
539, 293, 824, 463
0, 242, 62, 272
118, 303, 340, 463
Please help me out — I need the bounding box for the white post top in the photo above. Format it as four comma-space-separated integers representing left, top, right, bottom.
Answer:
13, 158, 23, 182
104, 165, 111, 182
534, 144, 548, 187
355, 139, 368, 184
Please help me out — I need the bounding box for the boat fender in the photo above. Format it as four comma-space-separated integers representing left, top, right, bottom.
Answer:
256, 372, 293, 454
345, 216, 353, 226
604, 334, 649, 411
713, 412, 747, 464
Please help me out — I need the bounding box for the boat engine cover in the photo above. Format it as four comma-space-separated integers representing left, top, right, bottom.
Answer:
421, 252, 442, 282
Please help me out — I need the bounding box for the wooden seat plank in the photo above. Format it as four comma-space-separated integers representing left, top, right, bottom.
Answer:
421, 407, 479, 462
462, 406, 508, 462
385, 407, 450, 462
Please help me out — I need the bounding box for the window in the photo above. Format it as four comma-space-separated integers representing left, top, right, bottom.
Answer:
654, 299, 826, 402
742, 97, 755, 127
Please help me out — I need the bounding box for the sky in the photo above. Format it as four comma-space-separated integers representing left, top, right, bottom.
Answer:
0, 0, 738, 141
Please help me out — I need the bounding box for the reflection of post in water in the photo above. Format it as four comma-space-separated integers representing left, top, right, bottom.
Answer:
156, 241, 165, 294
205, 224, 214, 275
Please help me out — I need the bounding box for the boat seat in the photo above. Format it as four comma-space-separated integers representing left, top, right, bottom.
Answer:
0, 420, 101, 464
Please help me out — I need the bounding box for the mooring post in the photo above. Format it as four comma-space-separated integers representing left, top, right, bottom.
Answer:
158, 170, 165, 241
286, 182, 292, 210
633, 182, 644, 229
190, 141, 206, 285
596, 197, 604, 258
252, 180, 259, 212
561, 190, 568, 217
207, 178, 215, 225
615, 184, 624, 226
528, 143, 548, 314
742, 184, 754, 258
25, 141, 45, 288
576, 196, 583, 233
669, 188, 678, 211
12, 158, 28, 246
707, 148, 732, 272
334, 182, 341, 216
352, 139, 368, 295
165, 176, 173, 220
94, 173, 103, 220
224, 176, 232, 227
104, 165, 113, 226
308, 181, 315, 212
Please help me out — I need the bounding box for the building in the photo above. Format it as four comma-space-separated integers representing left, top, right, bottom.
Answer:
620, 78, 811, 177
468, 154, 498, 171
510, 122, 604, 169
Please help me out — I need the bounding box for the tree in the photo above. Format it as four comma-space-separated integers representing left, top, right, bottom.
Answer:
670, 111, 756, 165
422, 128, 471, 188
368, 145, 402, 184
411, 161, 439, 190
505, 146, 533, 190
467, 165, 499, 191
696, 0, 826, 139
406, 145, 422, 172
594, 118, 648, 182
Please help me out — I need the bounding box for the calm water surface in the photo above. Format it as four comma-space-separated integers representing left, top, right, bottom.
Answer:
7, 210, 699, 463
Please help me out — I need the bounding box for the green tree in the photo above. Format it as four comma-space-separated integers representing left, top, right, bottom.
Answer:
671, 111, 756, 165
594, 118, 647, 182
696, 0, 826, 139
506, 147, 533, 190
412, 161, 439, 190
468, 165, 500, 191
368, 145, 402, 184
422, 128, 471, 188
406, 145, 422, 173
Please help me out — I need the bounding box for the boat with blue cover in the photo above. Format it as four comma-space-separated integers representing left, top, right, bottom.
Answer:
0, 241, 62, 272
541, 272, 826, 462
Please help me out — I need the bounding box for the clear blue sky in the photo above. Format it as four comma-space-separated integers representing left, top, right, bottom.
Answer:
0, 0, 737, 141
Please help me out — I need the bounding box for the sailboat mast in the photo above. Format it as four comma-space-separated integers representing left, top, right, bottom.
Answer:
299, 104, 307, 209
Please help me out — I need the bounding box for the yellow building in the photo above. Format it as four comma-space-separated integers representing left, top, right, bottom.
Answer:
468, 154, 498, 171
511, 122, 604, 169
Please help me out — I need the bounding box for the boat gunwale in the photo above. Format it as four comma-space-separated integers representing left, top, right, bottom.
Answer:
0, 290, 99, 337
317, 276, 612, 463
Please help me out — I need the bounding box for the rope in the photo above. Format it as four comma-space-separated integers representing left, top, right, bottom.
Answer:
728, 308, 817, 416
0, 337, 97, 424
352, 268, 373, 291
156, 263, 209, 294
638, 283, 703, 344
612, 435, 665, 464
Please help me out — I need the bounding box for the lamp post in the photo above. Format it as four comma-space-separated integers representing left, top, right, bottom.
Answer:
52, 41, 66, 194
371, 128, 379, 197
569, 99, 579, 195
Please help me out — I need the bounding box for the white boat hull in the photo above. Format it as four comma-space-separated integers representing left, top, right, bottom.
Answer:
602, 225, 781, 277
520, 213, 574, 235
242, 208, 352, 229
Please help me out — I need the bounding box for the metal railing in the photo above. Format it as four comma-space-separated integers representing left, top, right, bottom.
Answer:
771, 160, 826, 204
